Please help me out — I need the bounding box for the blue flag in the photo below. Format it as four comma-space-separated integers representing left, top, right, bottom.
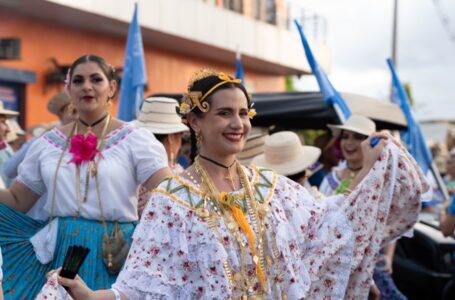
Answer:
117, 3, 147, 121
235, 49, 245, 84
294, 20, 351, 123
387, 58, 433, 173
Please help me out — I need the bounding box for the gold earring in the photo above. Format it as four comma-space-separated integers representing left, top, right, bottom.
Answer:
196, 132, 203, 145
67, 103, 75, 113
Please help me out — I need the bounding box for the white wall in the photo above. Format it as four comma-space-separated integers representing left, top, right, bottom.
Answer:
45, 0, 331, 75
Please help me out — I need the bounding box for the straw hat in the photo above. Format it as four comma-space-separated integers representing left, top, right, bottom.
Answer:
47, 92, 71, 116
133, 97, 189, 134
327, 114, 376, 137
251, 131, 321, 176
6, 119, 25, 143
237, 127, 268, 165
0, 101, 19, 118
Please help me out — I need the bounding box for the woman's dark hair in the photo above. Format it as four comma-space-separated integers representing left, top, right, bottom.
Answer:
287, 170, 307, 183
189, 76, 250, 117
154, 133, 168, 143
187, 74, 251, 163
69, 54, 116, 81
334, 132, 344, 160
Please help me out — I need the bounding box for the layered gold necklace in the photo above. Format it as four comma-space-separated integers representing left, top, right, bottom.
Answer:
193, 156, 286, 299
73, 114, 111, 210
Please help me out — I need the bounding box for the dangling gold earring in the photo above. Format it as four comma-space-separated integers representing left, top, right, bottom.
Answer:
67, 102, 74, 113
196, 132, 203, 145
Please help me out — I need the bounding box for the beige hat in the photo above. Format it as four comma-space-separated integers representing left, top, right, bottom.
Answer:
47, 92, 71, 116
327, 114, 376, 137
6, 119, 25, 135
6, 119, 25, 143
237, 127, 268, 165
251, 131, 321, 176
0, 101, 19, 118
133, 97, 189, 135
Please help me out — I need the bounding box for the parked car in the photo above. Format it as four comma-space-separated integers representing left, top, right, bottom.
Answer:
394, 220, 455, 300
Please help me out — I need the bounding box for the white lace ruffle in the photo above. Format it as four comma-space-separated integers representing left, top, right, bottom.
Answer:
114, 171, 355, 299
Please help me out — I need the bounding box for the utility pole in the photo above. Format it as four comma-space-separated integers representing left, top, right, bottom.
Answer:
390, 0, 398, 99
391, 0, 398, 67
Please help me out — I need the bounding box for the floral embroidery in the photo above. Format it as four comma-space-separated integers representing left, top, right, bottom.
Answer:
111, 166, 355, 299
42, 124, 139, 152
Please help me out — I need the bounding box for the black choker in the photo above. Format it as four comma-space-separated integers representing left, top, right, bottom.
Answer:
347, 165, 362, 172
79, 114, 109, 130
199, 154, 236, 169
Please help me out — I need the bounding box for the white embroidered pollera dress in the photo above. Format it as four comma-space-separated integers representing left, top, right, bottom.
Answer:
113, 164, 354, 299
109, 143, 427, 300
0, 122, 168, 298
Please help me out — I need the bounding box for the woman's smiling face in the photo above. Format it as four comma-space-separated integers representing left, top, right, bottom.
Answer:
190, 87, 251, 158
340, 130, 368, 163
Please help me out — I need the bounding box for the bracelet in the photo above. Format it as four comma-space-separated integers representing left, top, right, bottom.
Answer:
111, 288, 121, 300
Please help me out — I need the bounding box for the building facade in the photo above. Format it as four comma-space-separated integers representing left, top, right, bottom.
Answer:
0, 0, 330, 128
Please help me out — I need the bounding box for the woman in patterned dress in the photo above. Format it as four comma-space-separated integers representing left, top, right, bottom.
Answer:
320, 115, 408, 299
52, 69, 427, 300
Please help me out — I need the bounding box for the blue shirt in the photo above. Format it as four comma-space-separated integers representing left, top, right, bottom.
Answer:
448, 195, 455, 216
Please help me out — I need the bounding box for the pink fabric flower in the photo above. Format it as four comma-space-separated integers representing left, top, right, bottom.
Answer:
68, 133, 99, 165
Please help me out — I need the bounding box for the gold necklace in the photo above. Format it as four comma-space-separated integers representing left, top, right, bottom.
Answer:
74, 115, 111, 211
347, 164, 362, 179
194, 156, 267, 296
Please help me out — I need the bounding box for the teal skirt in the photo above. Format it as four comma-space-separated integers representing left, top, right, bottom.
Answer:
0, 203, 136, 299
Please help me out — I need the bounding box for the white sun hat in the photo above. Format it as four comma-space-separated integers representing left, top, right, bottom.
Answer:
6, 119, 25, 143
251, 131, 321, 176
133, 97, 189, 135
327, 114, 376, 137
0, 101, 19, 118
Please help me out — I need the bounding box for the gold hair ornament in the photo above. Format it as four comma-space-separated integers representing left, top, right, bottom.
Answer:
248, 108, 257, 119
179, 72, 250, 116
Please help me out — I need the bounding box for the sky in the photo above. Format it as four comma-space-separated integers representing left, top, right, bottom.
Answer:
290, 0, 455, 121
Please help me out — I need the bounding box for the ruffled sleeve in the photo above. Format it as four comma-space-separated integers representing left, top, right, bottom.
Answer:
16, 137, 46, 196
341, 143, 429, 299
129, 128, 168, 184
268, 176, 354, 299
112, 184, 231, 299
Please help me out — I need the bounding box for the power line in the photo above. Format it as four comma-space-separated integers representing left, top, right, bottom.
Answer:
431, 0, 455, 44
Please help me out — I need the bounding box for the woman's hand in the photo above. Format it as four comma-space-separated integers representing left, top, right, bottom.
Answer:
361, 133, 389, 170
368, 284, 381, 300
57, 274, 94, 300
347, 132, 389, 192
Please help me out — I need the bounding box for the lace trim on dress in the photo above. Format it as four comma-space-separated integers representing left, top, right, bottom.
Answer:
42, 129, 66, 150
43, 123, 138, 151
152, 166, 278, 215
